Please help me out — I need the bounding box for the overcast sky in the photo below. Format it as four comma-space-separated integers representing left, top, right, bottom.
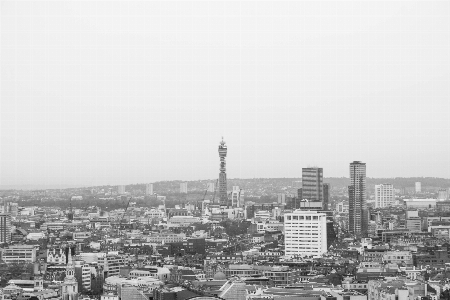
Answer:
1, 1, 450, 188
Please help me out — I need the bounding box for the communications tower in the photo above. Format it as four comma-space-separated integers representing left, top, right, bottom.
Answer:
218, 137, 228, 206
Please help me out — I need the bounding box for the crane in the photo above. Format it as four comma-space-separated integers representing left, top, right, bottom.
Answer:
198, 188, 208, 210
118, 196, 132, 241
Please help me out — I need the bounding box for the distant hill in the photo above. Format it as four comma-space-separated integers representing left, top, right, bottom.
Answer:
84, 177, 450, 195
2, 177, 449, 194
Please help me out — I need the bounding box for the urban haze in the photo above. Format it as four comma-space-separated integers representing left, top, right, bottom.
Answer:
2, 1, 450, 188
1, 2, 450, 300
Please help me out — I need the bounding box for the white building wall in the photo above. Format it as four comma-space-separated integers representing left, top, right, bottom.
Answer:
415, 182, 422, 193
375, 184, 394, 208
180, 182, 188, 193
284, 210, 327, 257
118, 185, 126, 195
145, 184, 154, 196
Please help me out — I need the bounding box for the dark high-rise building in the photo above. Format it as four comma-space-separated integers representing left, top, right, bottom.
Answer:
348, 161, 367, 235
323, 183, 330, 210
218, 138, 228, 206
292, 188, 302, 209
302, 168, 323, 201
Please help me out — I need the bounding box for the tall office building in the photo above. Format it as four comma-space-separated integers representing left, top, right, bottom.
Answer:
415, 182, 422, 193
145, 183, 154, 196
375, 184, 394, 208
302, 168, 323, 202
231, 186, 244, 207
291, 188, 303, 209
284, 210, 327, 257
277, 193, 286, 205
180, 182, 188, 194
0, 201, 8, 214
323, 183, 330, 210
438, 189, 449, 201
348, 161, 367, 235
218, 138, 228, 206
0, 213, 11, 244
117, 185, 125, 195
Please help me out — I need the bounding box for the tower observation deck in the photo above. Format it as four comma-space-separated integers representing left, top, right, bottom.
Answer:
218, 137, 228, 206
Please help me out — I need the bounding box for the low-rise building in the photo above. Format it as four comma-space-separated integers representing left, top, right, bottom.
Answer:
73, 232, 91, 241
1, 244, 37, 264
382, 251, 413, 266
99, 254, 125, 278
167, 216, 201, 228
103, 276, 162, 295
145, 233, 186, 244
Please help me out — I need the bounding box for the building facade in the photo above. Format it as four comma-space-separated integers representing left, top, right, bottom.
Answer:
231, 186, 244, 208
74, 260, 91, 291
100, 254, 125, 278
301, 168, 323, 202
284, 210, 327, 257
323, 183, 330, 210
145, 183, 154, 196
118, 185, 125, 195
375, 184, 394, 208
415, 182, 421, 193
1, 245, 37, 263
180, 182, 188, 194
0, 213, 11, 244
348, 161, 367, 235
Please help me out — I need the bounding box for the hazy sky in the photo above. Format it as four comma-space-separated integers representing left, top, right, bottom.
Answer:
2, 1, 450, 188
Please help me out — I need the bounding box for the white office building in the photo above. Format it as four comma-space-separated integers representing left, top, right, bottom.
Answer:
438, 189, 449, 201
375, 184, 394, 208
118, 185, 126, 195
284, 210, 327, 257
1, 245, 37, 263
277, 193, 286, 204
180, 182, 188, 193
145, 183, 154, 196
231, 186, 244, 207
254, 210, 271, 220
415, 182, 421, 193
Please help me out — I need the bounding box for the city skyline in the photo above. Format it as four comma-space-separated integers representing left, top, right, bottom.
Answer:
2, 1, 450, 298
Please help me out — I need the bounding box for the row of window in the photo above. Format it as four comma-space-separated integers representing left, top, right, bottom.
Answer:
286, 240, 322, 248
286, 215, 321, 220
286, 225, 319, 228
